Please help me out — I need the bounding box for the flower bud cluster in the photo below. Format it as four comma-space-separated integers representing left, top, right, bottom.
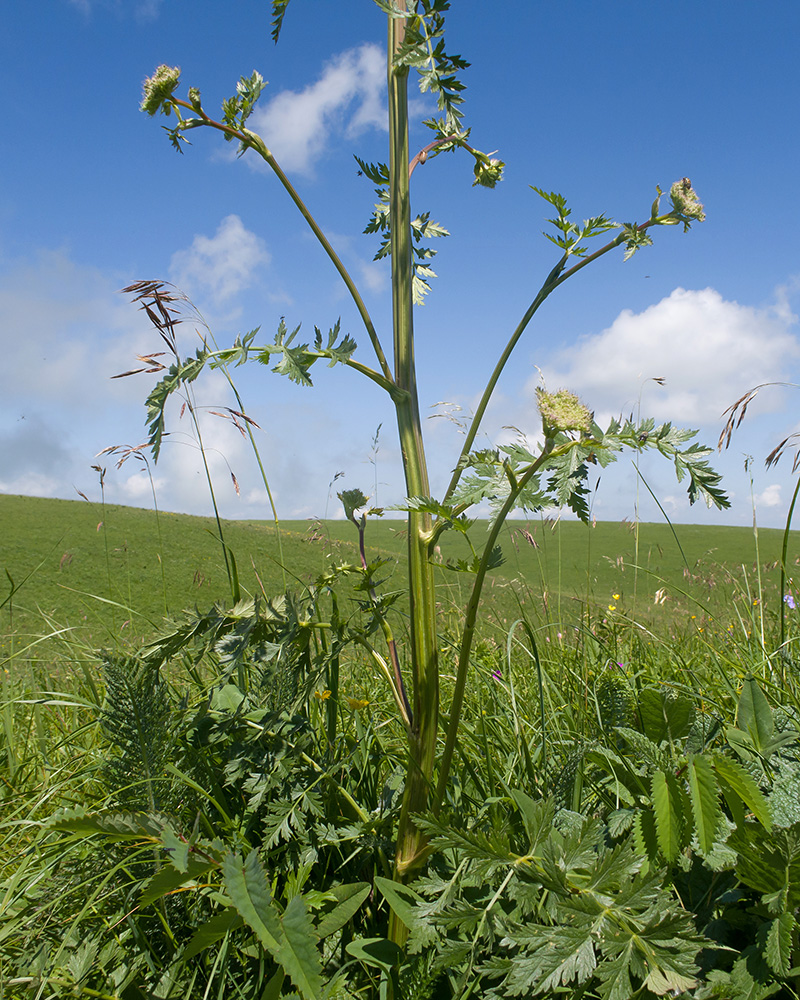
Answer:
141, 65, 182, 116
669, 177, 705, 223
536, 388, 592, 436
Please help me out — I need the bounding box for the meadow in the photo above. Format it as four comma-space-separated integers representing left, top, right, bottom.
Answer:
3, 4, 799, 996
4, 491, 800, 997
4, 492, 796, 654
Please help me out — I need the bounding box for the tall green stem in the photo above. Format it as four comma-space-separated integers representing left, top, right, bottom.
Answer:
387, 3, 440, 941
433, 444, 574, 814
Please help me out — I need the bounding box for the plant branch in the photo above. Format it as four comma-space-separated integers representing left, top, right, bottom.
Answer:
433, 438, 582, 814
170, 98, 394, 386
441, 218, 664, 508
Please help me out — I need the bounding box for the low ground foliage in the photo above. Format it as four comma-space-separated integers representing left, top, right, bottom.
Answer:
3, 502, 800, 997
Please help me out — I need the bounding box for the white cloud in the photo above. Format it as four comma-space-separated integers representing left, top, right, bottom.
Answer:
538, 287, 800, 425
0, 249, 154, 414
169, 215, 271, 306
755, 484, 783, 508
250, 44, 386, 175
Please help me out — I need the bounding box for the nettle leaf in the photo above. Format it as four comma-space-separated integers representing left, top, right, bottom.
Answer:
651, 770, 685, 863
687, 754, 724, 854
765, 912, 795, 977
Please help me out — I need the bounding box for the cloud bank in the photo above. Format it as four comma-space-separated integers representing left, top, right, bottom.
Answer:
537, 287, 800, 426
250, 44, 386, 175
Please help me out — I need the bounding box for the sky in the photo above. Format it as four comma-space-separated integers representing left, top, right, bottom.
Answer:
2, 1, 800, 529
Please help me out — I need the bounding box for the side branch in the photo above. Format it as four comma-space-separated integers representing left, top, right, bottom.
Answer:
170, 98, 395, 386
441, 218, 662, 508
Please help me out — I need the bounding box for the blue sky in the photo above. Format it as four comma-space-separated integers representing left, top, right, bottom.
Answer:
3, 1, 800, 528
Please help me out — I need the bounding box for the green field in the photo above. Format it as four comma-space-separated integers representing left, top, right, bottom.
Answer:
5, 493, 800, 996
2, 492, 797, 649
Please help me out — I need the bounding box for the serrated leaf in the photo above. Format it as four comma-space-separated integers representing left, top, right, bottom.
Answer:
222, 850, 284, 955
222, 851, 322, 999
651, 770, 682, 862
596, 949, 635, 1000
633, 808, 659, 864
687, 754, 723, 854
502, 926, 597, 994
712, 752, 772, 830
48, 807, 165, 842
765, 912, 795, 976
644, 966, 697, 996
278, 896, 323, 1000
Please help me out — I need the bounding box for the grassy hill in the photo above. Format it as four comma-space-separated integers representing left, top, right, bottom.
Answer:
2, 493, 798, 655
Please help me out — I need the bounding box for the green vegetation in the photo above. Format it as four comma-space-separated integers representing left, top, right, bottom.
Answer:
4, 494, 800, 998
4, 493, 799, 651
3, 3, 800, 997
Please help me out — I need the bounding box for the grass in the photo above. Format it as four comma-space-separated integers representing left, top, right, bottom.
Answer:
3, 493, 798, 645
4, 493, 800, 997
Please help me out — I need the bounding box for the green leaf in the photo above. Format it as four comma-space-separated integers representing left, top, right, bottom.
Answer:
140, 856, 217, 907
737, 676, 775, 750
651, 770, 683, 862
345, 937, 404, 973
511, 790, 557, 851
270, 0, 292, 43
633, 807, 660, 864
182, 907, 244, 961
765, 912, 795, 977
639, 687, 694, 743
374, 876, 424, 935
48, 807, 165, 842
222, 851, 322, 999
161, 822, 189, 872
278, 896, 323, 1000
222, 850, 284, 955
261, 968, 286, 1000
687, 754, 723, 854
712, 752, 772, 830
314, 882, 370, 939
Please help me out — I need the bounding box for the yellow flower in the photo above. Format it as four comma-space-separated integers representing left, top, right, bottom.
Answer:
314, 689, 332, 701
346, 697, 370, 711
612, 593, 621, 601
608, 604, 616, 611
